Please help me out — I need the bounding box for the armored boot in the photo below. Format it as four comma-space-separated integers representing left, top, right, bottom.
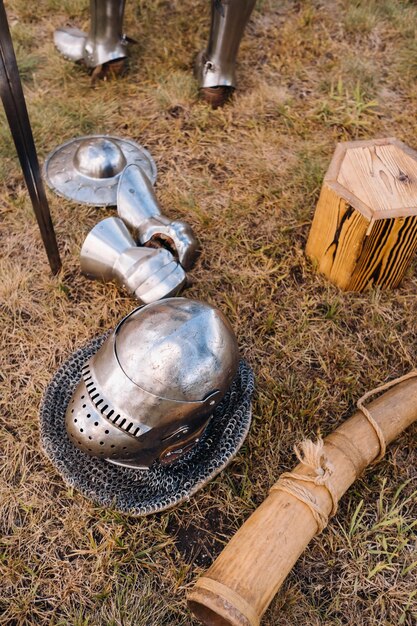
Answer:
196, 0, 256, 107
54, 0, 128, 80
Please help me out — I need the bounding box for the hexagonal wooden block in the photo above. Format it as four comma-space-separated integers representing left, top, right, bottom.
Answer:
306, 138, 417, 291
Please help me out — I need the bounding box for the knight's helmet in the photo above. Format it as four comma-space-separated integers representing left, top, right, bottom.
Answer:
65, 298, 240, 468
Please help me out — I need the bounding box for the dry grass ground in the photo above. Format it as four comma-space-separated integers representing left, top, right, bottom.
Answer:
0, 0, 417, 624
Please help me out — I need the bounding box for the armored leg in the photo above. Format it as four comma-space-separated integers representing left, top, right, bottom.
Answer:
54, 0, 128, 78
196, 0, 256, 107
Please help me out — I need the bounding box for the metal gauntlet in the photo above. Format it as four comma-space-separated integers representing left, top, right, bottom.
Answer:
80, 216, 186, 303
117, 164, 200, 271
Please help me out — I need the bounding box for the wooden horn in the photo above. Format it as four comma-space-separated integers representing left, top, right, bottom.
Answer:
187, 374, 417, 626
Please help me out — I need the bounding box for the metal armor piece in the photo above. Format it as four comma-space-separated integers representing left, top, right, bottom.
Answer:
54, 0, 128, 68
117, 164, 200, 271
65, 298, 240, 468
196, 0, 256, 89
80, 216, 186, 302
53, 27, 87, 64
44, 135, 157, 206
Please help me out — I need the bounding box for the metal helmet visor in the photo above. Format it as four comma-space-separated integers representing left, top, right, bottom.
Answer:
65, 298, 239, 468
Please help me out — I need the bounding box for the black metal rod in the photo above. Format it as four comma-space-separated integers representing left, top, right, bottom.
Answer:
0, 0, 61, 274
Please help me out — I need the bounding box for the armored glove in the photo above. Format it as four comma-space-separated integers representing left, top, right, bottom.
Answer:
80, 216, 186, 303
117, 164, 200, 271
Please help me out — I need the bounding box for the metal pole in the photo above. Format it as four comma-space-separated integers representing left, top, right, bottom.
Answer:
0, 0, 62, 274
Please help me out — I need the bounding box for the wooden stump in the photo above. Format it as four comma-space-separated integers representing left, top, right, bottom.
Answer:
306, 138, 417, 291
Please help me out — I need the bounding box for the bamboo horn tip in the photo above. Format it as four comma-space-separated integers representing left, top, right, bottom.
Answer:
188, 578, 259, 626
188, 596, 232, 626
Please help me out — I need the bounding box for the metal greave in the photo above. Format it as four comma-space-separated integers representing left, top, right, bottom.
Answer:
198, 0, 256, 89
83, 0, 127, 67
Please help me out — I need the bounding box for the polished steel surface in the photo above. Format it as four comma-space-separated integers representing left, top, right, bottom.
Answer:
44, 135, 157, 206
65, 298, 240, 468
53, 27, 86, 63
80, 215, 133, 282
74, 138, 127, 178
139, 216, 199, 272
117, 164, 199, 270
196, 0, 256, 89
80, 216, 186, 302
117, 162, 161, 224
54, 0, 128, 68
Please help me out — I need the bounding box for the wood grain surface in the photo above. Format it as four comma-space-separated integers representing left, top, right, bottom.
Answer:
306, 138, 417, 290
337, 143, 417, 217
188, 377, 417, 626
